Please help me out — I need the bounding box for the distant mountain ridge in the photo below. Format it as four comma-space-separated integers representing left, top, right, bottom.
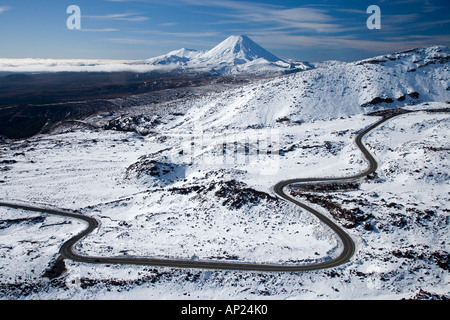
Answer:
146, 48, 202, 66
0, 35, 312, 75
146, 35, 310, 75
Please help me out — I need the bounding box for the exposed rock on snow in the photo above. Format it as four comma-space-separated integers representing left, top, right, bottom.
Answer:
104, 115, 161, 136
125, 156, 187, 187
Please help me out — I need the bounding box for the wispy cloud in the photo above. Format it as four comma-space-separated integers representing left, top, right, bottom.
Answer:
80, 28, 120, 32
0, 6, 10, 14
135, 30, 220, 37
249, 31, 450, 55
413, 18, 450, 29
178, 0, 282, 11
85, 12, 150, 22
108, 38, 155, 45
159, 22, 178, 27
177, 0, 341, 33
221, 8, 342, 33
108, 37, 216, 49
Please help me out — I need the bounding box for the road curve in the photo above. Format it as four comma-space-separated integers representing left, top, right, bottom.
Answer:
0, 108, 444, 272
273, 109, 415, 270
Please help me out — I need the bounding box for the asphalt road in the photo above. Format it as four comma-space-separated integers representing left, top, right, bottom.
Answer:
1, 108, 445, 272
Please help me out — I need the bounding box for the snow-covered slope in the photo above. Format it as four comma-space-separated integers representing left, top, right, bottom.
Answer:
145, 35, 304, 75
145, 48, 202, 67
162, 45, 449, 132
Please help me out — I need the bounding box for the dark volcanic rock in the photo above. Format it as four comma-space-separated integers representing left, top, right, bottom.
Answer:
214, 180, 278, 210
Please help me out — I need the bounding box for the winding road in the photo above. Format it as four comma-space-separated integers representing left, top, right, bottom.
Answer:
0, 108, 446, 272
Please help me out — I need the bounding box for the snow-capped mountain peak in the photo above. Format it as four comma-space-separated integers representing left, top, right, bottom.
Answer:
199, 35, 283, 65
145, 35, 305, 75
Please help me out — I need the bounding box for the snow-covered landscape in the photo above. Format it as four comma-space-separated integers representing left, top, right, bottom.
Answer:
0, 36, 449, 300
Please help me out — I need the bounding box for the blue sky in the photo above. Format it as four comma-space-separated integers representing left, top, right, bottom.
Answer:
0, 0, 449, 62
